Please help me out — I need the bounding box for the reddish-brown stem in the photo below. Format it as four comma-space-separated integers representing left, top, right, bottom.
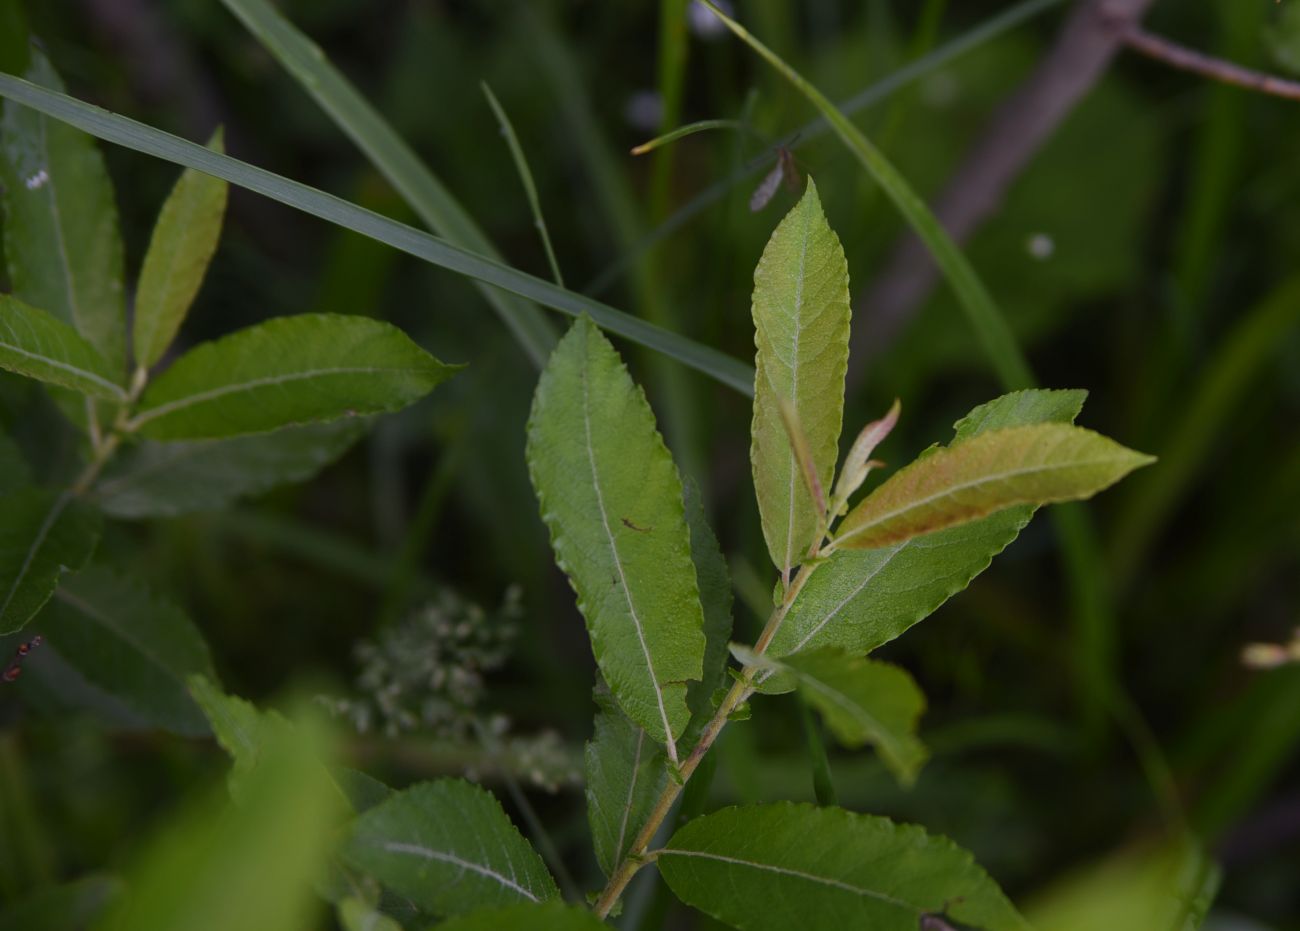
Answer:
1119, 25, 1300, 102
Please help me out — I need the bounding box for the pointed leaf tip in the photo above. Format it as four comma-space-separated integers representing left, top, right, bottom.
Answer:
751, 173, 850, 576
833, 423, 1153, 551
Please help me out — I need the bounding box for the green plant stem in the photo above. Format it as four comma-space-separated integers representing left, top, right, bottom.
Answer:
593, 556, 824, 917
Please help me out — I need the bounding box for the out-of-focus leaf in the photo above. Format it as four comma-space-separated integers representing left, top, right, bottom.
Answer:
0, 488, 100, 634
0, 874, 121, 931
585, 687, 666, 878
0, 433, 32, 494
40, 567, 216, 735
767, 389, 1085, 658
833, 423, 1152, 551
131, 314, 460, 440
683, 479, 734, 732
342, 779, 559, 916
526, 317, 705, 747
658, 803, 1030, 930
429, 902, 611, 931
93, 419, 366, 518
336, 898, 401, 931
1024, 839, 1220, 931
737, 646, 927, 785
0, 50, 125, 370
750, 180, 849, 576
0, 295, 126, 400
132, 129, 228, 369
96, 714, 341, 931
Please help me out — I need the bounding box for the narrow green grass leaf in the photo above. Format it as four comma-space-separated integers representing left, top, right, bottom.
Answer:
631, 118, 748, 156
133, 129, 228, 369
657, 804, 1030, 931
0, 74, 755, 395
833, 424, 1153, 551
0, 488, 100, 635
0, 50, 125, 372
585, 0, 1069, 298
767, 389, 1085, 658
342, 779, 559, 915
129, 314, 458, 440
93, 420, 366, 518
432, 902, 611, 931
42, 568, 217, 736
216, 0, 556, 366
698, 0, 1034, 390
526, 318, 706, 750
481, 83, 564, 287
0, 295, 127, 400
585, 688, 667, 878
751, 180, 850, 576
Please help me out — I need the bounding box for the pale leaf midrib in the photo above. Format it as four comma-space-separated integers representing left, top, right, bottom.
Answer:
836, 450, 1127, 546
795, 670, 902, 762
0, 335, 123, 398
381, 841, 540, 902
579, 345, 676, 748
658, 847, 914, 911
133, 364, 429, 427
53, 585, 192, 684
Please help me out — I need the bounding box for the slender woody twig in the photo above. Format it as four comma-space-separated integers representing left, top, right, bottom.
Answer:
1119, 25, 1300, 101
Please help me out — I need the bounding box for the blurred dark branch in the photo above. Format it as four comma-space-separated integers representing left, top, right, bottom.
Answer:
849, 0, 1155, 384
80, 0, 222, 136
1119, 26, 1300, 101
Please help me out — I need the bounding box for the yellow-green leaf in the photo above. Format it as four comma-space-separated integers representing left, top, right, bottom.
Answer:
751, 179, 850, 576
833, 424, 1153, 551
133, 129, 228, 369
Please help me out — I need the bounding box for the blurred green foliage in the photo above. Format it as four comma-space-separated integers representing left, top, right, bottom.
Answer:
1, 0, 1298, 928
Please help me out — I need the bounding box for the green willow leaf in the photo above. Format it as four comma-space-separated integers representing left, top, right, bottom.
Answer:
781, 650, 927, 786
0, 49, 125, 370
585, 687, 667, 878
430, 902, 611, 931
832, 423, 1153, 550
133, 129, 228, 369
0, 294, 125, 400
342, 779, 559, 916
1025, 839, 1219, 931
526, 317, 706, 748
93, 420, 366, 518
41, 568, 217, 735
658, 804, 1029, 931
767, 389, 1085, 658
130, 314, 460, 440
751, 179, 850, 576
0, 487, 100, 634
